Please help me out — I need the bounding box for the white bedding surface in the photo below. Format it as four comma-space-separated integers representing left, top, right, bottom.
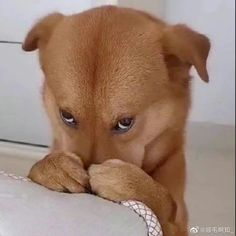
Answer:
0, 172, 148, 236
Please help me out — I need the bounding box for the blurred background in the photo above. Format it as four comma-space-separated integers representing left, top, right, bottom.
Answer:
0, 1, 235, 235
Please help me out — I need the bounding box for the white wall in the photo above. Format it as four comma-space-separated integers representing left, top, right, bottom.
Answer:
118, 0, 165, 18
0, 0, 93, 42
0, 44, 51, 145
164, 0, 235, 125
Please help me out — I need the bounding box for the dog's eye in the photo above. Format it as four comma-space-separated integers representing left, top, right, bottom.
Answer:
60, 109, 77, 127
114, 117, 134, 133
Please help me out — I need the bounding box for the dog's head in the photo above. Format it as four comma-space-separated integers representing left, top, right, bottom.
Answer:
23, 7, 210, 168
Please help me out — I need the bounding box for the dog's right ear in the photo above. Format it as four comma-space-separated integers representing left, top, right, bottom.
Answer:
161, 24, 210, 82
22, 13, 64, 51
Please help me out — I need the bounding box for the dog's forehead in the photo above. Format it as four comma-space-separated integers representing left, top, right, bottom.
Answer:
44, 8, 168, 118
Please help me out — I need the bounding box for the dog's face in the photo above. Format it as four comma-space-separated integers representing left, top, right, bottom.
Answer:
23, 7, 210, 168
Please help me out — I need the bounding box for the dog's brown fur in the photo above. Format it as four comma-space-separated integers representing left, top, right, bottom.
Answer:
23, 6, 210, 236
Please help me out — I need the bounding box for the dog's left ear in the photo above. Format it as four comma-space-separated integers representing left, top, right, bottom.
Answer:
161, 24, 210, 82
22, 13, 64, 52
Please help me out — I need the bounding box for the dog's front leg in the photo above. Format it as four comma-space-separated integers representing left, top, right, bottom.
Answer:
151, 150, 188, 236
88, 159, 181, 236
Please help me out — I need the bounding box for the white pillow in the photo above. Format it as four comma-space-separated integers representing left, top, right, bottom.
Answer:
0, 171, 162, 236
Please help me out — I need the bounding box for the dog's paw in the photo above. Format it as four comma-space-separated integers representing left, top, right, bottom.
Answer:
28, 152, 89, 193
88, 159, 156, 202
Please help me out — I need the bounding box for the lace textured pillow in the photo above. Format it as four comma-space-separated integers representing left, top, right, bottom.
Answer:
121, 200, 163, 236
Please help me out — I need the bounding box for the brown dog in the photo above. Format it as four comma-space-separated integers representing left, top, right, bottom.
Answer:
22, 6, 210, 236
